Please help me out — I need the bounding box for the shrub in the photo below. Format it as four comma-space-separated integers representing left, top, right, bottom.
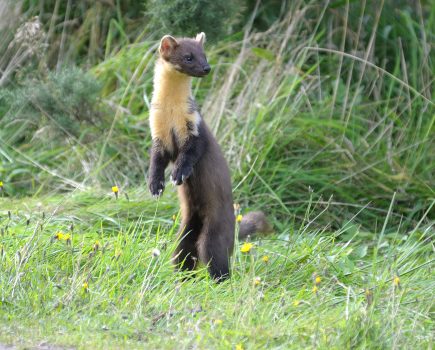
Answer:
0, 66, 102, 144
146, 0, 245, 42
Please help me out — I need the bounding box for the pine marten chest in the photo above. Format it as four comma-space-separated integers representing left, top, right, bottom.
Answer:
149, 57, 202, 157
150, 99, 200, 158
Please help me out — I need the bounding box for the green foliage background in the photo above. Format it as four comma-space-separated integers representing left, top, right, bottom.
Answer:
1, 0, 432, 230
146, 0, 245, 42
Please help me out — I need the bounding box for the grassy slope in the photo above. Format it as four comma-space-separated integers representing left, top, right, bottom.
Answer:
0, 189, 433, 349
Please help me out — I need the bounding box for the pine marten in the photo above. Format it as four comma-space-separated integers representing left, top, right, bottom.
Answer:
148, 32, 272, 281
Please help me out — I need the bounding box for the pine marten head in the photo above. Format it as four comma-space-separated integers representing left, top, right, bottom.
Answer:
159, 32, 211, 78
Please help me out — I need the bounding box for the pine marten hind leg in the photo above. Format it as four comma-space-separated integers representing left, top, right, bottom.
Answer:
197, 222, 233, 282
173, 213, 202, 272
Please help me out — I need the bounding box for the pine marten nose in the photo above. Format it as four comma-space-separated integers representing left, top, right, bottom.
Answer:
203, 65, 211, 73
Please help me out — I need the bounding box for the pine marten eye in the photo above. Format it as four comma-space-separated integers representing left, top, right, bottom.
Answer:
184, 54, 194, 63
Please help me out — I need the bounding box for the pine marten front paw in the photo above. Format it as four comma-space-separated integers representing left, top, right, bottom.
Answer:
149, 178, 165, 197
171, 165, 193, 185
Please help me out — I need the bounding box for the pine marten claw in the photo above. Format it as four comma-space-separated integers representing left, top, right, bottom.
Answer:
172, 165, 192, 185
149, 180, 165, 197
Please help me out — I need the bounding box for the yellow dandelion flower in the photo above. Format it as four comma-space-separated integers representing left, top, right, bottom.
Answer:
82, 282, 89, 290
315, 276, 321, 285
393, 276, 400, 287
112, 185, 119, 199
261, 255, 269, 263
0, 181, 3, 188
253, 276, 261, 286
240, 242, 253, 253
236, 214, 243, 223
235, 344, 244, 350
93, 240, 100, 251
293, 300, 300, 307
54, 232, 62, 240
214, 319, 223, 325
55, 231, 70, 241
312, 285, 318, 294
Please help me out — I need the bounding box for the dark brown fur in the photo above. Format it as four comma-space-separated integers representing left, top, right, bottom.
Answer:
149, 34, 233, 281
174, 121, 235, 279
238, 211, 273, 239
149, 34, 270, 281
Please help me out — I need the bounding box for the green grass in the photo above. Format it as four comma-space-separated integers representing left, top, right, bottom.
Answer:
0, 189, 433, 349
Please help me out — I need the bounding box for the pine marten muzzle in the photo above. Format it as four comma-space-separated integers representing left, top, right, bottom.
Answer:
148, 33, 271, 281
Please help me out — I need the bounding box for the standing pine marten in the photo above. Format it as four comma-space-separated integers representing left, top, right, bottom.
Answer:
148, 32, 271, 281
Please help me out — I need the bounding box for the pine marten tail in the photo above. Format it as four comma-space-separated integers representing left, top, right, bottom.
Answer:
238, 211, 273, 239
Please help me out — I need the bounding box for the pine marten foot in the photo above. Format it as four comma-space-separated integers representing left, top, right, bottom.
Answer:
149, 178, 165, 197
171, 164, 193, 185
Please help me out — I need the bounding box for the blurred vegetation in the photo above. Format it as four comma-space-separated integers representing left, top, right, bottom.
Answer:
0, 0, 433, 231
146, 0, 245, 42
20, 0, 146, 65
0, 67, 102, 142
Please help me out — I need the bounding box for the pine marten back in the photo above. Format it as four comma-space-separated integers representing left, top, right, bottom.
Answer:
148, 33, 271, 281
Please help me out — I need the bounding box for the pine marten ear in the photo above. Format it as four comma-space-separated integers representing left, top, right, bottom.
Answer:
195, 32, 206, 46
159, 35, 178, 59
